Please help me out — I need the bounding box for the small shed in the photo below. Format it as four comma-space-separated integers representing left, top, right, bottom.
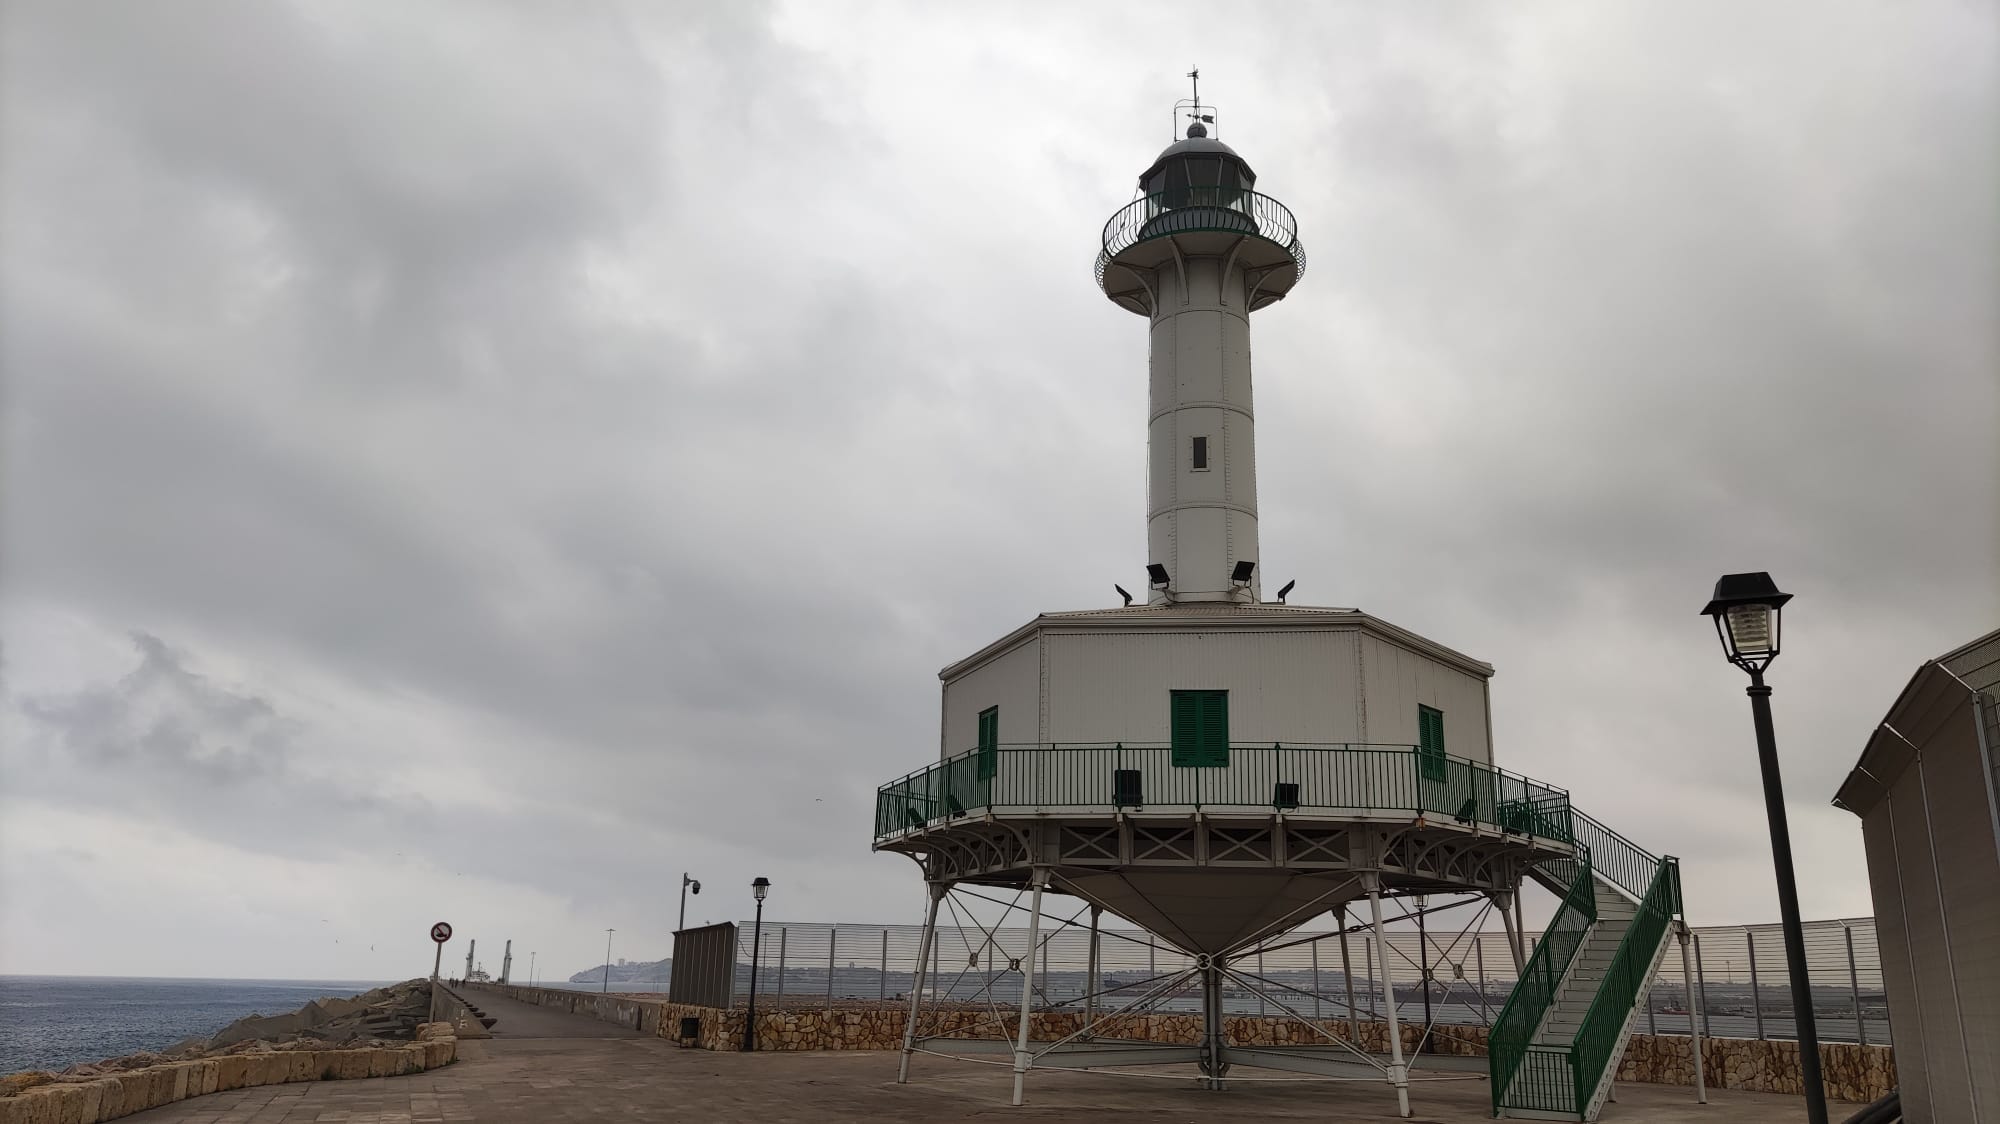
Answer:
1834, 629, 2000, 1124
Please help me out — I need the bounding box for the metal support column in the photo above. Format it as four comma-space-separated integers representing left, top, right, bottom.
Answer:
1694, 933, 1711, 1038
1495, 891, 1527, 975
1312, 939, 1323, 1020
1084, 906, 1101, 1040
1010, 869, 1049, 1108
1199, 954, 1229, 1090
1845, 926, 1867, 1047
775, 929, 788, 1013
897, 884, 944, 1084
1339, 908, 1361, 1046
1368, 881, 1411, 1118
1679, 925, 1707, 1104
1476, 936, 1489, 1024
827, 927, 837, 1013
1747, 931, 1764, 1040
880, 928, 889, 1002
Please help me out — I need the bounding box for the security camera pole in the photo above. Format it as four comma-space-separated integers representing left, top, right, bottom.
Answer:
679, 873, 702, 933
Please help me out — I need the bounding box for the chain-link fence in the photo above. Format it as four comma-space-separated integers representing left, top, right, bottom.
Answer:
678, 914, 1890, 1046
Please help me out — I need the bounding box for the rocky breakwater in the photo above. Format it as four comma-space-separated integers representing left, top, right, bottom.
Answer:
0, 980, 458, 1124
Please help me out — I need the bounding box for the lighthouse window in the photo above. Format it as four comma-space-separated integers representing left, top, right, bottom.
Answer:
1171, 690, 1229, 767
1191, 436, 1209, 471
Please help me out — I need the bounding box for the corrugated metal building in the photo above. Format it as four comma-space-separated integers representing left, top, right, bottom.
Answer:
1835, 629, 2000, 1124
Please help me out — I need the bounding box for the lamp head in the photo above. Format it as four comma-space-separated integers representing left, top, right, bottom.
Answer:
1146, 563, 1170, 589
1700, 572, 1792, 674
751, 876, 771, 902
691, 880, 700, 895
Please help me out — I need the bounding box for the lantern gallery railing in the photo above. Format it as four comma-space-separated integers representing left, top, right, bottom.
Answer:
1094, 187, 1308, 288
873, 743, 1572, 845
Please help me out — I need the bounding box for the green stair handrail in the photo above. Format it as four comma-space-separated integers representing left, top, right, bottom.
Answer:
1566, 808, 1665, 902
1488, 848, 1596, 1115
1569, 857, 1682, 1112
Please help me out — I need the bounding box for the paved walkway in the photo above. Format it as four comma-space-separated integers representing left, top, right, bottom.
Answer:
124, 990, 1849, 1123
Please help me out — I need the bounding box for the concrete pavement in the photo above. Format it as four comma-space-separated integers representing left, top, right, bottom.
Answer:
120, 989, 1850, 1123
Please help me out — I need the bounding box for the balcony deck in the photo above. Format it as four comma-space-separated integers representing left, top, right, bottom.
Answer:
872, 743, 1574, 847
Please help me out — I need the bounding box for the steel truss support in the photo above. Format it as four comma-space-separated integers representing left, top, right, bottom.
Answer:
1011, 867, 1049, 1106
1367, 877, 1412, 1118
1492, 889, 1528, 974
898, 881, 946, 1084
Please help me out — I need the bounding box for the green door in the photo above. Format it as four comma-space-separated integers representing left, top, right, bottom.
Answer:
977, 707, 999, 781
1418, 705, 1446, 781
1171, 690, 1229, 767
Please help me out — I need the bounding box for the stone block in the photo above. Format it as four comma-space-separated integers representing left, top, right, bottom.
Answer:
87, 1078, 121, 1121
341, 1050, 375, 1080
215, 1055, 253, 1092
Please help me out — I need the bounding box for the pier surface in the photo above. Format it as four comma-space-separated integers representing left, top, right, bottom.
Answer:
121, 989, 1844, 1122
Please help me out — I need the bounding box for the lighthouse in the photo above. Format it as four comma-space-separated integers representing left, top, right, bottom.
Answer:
871, 92, 1683, 1123
1096, 115, 1304, 604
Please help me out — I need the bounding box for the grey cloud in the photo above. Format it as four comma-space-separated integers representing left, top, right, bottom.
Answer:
1, 0, 1994, 973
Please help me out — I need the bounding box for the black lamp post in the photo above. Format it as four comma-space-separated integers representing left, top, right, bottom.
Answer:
1701, 572, 1825, 1124
743, 877, 771, 1051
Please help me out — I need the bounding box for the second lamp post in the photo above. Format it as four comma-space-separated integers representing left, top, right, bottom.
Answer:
743, 877, 772, 1051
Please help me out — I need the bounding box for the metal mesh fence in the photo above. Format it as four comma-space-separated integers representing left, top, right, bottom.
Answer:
694, 914, 1888, 1045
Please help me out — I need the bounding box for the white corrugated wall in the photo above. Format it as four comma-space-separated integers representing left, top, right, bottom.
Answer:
1041, 629, 1361, 744
1356, 632, 1493, 762
940, 637, 1042, 759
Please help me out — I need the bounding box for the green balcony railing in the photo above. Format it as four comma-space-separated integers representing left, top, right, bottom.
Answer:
1489, 849, 1597, 1116
871, 743, 1572, 845
1094, 187, 1308, 288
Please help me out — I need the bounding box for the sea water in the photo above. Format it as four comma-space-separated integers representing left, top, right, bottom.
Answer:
0, 975, 397, 1075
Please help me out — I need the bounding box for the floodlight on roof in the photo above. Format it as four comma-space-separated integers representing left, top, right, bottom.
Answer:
1231, 560, 1256, 585
1146, 564, 1170, 588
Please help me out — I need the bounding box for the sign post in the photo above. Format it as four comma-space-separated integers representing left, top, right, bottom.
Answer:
428, 922, 453, 1025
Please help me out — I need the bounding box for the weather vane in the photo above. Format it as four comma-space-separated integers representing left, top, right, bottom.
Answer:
1180, 66, 1216, 136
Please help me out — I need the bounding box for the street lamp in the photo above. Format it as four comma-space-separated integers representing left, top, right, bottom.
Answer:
603, 929, 616, 994
1701, 572, 1825, 1124
744, 877, 772, 1051
529, 951, 536, 988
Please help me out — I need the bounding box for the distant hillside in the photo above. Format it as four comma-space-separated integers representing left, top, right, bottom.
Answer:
567, 958, 671, 987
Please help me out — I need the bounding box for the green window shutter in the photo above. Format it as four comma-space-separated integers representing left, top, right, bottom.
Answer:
977, 707, 998, 781
1201, 691, 1230, 766
1171, 690, 1229, 767
1418, 705, 1446, 781
1171, 692, 1201, 766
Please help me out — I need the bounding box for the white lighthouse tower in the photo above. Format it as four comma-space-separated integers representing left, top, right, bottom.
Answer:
1097, 113, 1302, 604
873, 94, 1685, 1123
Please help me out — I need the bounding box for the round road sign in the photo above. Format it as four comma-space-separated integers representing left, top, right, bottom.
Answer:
431, 921, 453, 943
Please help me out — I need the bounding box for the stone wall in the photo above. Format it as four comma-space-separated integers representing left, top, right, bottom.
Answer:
0, 1028, 458, 1124
470, 985, 1896, 1102
1617, 1033, 1896, 1103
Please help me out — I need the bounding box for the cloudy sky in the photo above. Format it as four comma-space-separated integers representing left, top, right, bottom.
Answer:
2, 1, 1994, 982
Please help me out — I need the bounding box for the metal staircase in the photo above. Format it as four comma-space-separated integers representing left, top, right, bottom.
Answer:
1489, 810, 1682, 1121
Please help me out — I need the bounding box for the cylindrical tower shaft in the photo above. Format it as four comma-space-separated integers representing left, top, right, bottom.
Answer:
1147, 256, 1261, 603
1096, 117, 1303, 605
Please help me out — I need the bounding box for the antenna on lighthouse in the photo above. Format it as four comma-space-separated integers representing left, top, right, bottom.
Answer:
1174, 67, 1218, 139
